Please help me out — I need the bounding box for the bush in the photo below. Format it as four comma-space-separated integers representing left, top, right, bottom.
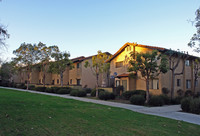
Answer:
149, 95, 164, 106
45, 87, 54, 93
70, 89, 79, 96
83, 88, 92, 93
162, 87, 170, 95
35, 87, 46, 92
181, 97, 192, 112
185, 90, 193, 97
177, 89, 184, 97
171, 96, 183, 105
16, 83, 26, 89
28, 85, 35, 90
51, 87, 60, 93
130, 95, 145, 105
159, 95, 170, 105
91, 89, 105, 97
115, 85, 124, 96
122, 90, 146, 100
57, 88, 71, 94
77, 90, 87, 97
190, 98, 200, 114
98, 91, 115, 100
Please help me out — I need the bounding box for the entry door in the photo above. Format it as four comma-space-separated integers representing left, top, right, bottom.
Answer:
122, 80, 127, 91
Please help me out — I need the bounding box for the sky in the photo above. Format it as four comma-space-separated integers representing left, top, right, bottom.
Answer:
0, 0, 200, 61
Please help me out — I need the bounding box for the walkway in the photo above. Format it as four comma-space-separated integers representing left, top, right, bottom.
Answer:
1, 87, 200, 125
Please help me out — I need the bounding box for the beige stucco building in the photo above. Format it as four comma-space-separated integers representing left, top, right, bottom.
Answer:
107, 42, 200, 95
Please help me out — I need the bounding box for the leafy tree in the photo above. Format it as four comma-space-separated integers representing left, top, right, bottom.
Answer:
49, 51, 72, 87
193, 59, 200, 94
0, 61, 16, 83
0, 25, 9, 48
84, 51, 111, 97
128, 50, 168, 103
37, 42, 59, 87
13, 43, 39, 89
188, 7, 200, 52
165, 50, 189, 99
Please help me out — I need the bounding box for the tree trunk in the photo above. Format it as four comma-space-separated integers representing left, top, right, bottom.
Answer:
145, 78, 150, 104
27, 72, 30, 90
171, 70, 175, 100
43, 63, 46, 87
60, 72, 63, 87
96, 74, 99, 97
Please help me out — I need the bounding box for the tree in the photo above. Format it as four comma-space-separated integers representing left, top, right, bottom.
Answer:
0, 25, 9, 47
49, 51, 72, 87
193, 59, 200, 94
13, 43, 39, 89
84, 51, 111, 97
37, 42, 59, 87
128, 50, 168, 103
188, 8, 200, 52
166, 50, 189, 99
0, 61, 16, 83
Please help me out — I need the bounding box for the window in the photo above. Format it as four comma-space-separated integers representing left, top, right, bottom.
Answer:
77, 79, 81, 85
185, 60, 190, 66
70, 79, 72, 85
186, 80, 191, 89
116, 80, 120, 87
77, 63, 80, 68
195, 80, 198, 87
152, 79, 159, 90
177, 79, 181, 87
52, 80, 54, 85
57, 79, 59, 84
116, 61, 123, 68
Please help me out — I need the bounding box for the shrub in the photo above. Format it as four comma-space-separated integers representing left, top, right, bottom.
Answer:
122, 91, 135, 100
35, 87, 46, 92
159, 95, 170, 105
57, 88, 71, 94
122, 90, 146, 100
98, 91, 115, 100
189, 98, 200, 114
115, 85, 124, 96
162, 87, 170, 95
16, 83, 26, 89
149, 95, 164, 106
28, 85, 35, 90
77, 90, 87, 97
181, 97, 192, 112
51, 87, 60, 93
171, 96, 183, 105
185, 90, 193, 97
91, 89, 105, 97
70, 89, 79, 96
177, 89, 184, 97
83, 88, 92, 93
130, 95, 145, 105
45, 87, 54, 93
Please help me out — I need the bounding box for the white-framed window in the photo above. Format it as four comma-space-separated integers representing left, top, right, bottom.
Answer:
186, 80, 191, 89
116, 80, 120, 87
115, 61, 123, 68
152, 79, 159, 90
185, 60, 190, 66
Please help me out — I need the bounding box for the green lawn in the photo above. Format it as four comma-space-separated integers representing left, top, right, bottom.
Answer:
0, 88, 199, 136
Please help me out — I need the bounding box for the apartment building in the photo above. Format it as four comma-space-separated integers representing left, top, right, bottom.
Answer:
106, 42, 200, 95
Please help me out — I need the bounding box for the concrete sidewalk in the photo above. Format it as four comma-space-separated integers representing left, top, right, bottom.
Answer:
1, 87, 200, 125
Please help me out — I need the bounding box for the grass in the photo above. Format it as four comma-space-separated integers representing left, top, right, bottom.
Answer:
0, 88, 200, 136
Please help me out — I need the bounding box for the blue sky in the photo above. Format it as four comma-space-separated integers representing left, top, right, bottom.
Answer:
0, 0, 200, 61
